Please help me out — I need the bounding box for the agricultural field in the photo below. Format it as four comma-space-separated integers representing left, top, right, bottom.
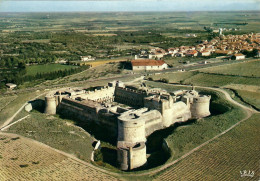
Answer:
6, 111, 96, 163
154, 113, 260, 181
38, 62, 125, 87
199, 60, 260, 77
0, 12, 259, 33
234, 90, 260, 110
26, 64, 78, 76
148, 70, 260, 87
73, 57, 129, 68
0, 133, 119, 181
184, 72, 260, 87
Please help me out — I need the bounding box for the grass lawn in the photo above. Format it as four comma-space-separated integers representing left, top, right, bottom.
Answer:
153, 113, 260, 180
26, 64, 78, 76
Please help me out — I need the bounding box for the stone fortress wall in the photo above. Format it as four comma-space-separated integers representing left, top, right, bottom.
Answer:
44, 81, 211, 171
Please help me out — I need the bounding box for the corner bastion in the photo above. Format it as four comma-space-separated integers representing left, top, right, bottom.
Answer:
44, 81, 211, 170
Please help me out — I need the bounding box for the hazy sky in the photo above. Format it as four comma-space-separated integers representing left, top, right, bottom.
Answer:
0, 0, 259, 12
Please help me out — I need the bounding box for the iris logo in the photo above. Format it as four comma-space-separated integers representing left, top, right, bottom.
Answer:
240, 170, 254, 178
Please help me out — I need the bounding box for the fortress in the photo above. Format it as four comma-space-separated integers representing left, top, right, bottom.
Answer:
44, 81, 211, 171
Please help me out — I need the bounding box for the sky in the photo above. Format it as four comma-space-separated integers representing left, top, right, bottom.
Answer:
0, 0, 259, 12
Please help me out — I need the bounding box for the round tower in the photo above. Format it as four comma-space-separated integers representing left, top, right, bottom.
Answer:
44, 95, 56, 115
117, 113, 146, 144
190, 95, 211, 119
117, 110, 147, 170
117, 142, 147, 170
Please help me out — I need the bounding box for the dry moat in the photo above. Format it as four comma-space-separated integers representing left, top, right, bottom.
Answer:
41, 80, 213, 171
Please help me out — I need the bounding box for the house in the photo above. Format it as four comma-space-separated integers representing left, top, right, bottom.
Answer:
186, 50, 198, 57
135, 54, 148, 60
80, 56, 96, 61
131, 59, 168, 71
148, 48, 166, 60
6, 83, 17, 90
231, 54, 246, 60
167, 48, 178, 56
198, 51, 211, 57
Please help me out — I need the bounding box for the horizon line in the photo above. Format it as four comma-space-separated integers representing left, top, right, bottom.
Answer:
1, 10, 260, 13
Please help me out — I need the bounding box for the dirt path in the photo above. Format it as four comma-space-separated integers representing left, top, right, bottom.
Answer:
0, 83, 258, 178
0, 115, 30, 131
0, 92, 46, 129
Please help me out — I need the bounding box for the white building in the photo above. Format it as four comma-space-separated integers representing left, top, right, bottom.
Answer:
6, 83, 17, 90
131, 59, 168, 71
232, 54, 246, 60
80, 56, 96, 61
198, 51, 211, 56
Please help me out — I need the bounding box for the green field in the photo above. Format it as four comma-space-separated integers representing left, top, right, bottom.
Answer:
149, 71, 260, 87
200, 60, 260, 77
26, 64, 78, 76
184, 72, 260, 87
235, 90, 260, 110
154, 113, 260, 181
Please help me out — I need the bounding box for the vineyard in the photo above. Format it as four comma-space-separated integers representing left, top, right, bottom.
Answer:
154, 114, 260, 180
147, 60, 260, 87
200, 60, 260, 77
0, 133, 119, 181
235, 90, 260, 110
7, 111, 95, 163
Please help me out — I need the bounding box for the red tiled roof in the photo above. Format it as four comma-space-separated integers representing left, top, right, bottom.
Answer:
234, 54, 245, 56
131, 59, 166, 66
186, 50, 198, 54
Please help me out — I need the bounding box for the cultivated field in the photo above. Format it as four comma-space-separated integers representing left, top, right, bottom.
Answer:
234, 90, 260, 110
82, 58, 128, 68
200, 60, 260, 77
0, 132, 119, 181
6, 111, 95, 163
26, 64, 78, 76
149, 70, 260, 87
0, 12, 259, 33
38, 62, 126, 87
154, 113, 260, 181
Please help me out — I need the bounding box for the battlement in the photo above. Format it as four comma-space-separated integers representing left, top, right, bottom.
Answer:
43, 81, 211, 171
193, 95, 211, 103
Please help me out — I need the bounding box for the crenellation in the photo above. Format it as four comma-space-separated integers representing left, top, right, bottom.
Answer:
44, 81, 211, 170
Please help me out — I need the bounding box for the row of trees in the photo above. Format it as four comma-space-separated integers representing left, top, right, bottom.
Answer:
0, 64, 89, 88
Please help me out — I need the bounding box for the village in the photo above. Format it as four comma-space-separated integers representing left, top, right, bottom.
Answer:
135, 32, 260, 60
127, 32, 260, 71
80, 31, 260, 72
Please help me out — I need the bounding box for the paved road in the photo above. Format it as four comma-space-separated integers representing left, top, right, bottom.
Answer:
4, 58, 251, 96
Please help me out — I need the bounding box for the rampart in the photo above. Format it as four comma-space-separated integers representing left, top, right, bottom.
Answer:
44, 81, 211, 171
